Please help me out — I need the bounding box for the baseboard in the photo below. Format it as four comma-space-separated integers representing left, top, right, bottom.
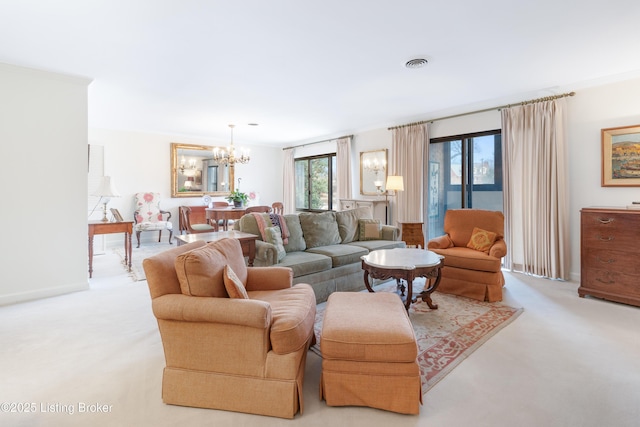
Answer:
0, 282, 89, 307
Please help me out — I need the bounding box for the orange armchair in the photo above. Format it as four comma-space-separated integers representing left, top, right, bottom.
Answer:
427, 209, 507, 302
143, 238, 316, 418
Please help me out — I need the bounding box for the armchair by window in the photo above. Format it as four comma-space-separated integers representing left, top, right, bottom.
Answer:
142, 238, 316, 418
427, 209, 507, 302
133, 192, 173, 248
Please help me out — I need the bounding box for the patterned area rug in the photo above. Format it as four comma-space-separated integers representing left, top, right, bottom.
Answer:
311, 280, 523, 394
114, 242, 175, 281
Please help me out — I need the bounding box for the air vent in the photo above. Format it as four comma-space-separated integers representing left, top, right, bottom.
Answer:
405, 58, 428, 69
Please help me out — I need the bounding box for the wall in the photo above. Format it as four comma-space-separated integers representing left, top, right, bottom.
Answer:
89, 128, 284, 246
0, 63, 91, 305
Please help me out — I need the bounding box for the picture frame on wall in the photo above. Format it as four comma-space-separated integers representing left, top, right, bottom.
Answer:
601, 124, 640, 187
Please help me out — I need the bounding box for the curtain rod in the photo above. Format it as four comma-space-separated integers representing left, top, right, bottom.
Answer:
283, 134, 353, 151
387, 91, 576, 130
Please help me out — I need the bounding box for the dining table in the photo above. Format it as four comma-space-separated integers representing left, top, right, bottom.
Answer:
205, 207, 247, 230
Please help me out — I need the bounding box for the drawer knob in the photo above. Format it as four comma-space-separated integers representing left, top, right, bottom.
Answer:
597, 217, 614, 224
596, 256, 615, 264
598, 235, 614, 241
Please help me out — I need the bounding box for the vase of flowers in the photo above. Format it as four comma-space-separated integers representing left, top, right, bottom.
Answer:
226, 189, 249, 208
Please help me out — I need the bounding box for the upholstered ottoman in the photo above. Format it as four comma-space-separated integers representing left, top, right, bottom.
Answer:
319, 292, 422, 414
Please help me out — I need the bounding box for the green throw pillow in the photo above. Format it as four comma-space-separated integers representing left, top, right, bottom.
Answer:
264, 226, 286, 261
358, 219, 382, 241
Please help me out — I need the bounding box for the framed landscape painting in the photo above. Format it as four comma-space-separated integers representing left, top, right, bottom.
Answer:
601, 124, 640, 187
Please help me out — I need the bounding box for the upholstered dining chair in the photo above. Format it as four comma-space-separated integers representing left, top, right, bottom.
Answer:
244, 205, 272, 214
133, 192, 173, 248
179, 206, 216, 234
272, 202, 284, 215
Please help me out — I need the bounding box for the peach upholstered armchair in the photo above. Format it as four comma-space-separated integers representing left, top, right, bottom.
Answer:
427, 209, 507, 302
142, 238, 316, 419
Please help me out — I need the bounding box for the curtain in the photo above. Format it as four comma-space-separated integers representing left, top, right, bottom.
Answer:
282, 148, 295, 214
391, 124, 429, 226
501, 98, 569, 280
335, 136, 352, 201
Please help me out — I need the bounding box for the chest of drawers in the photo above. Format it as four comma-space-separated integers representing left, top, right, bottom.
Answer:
579, 207, 640, 307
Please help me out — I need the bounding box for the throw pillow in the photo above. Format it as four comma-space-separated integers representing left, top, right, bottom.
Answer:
358, 219, 382, 241
336, 206, 373, 243
466, 227, 497, 253
299, 211, 341, 248
174, 243, 228, 297
264, 226, 287, 262
223, 265, 249, 299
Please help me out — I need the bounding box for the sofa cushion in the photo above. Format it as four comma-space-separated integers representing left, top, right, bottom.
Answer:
277, 251, 332, 277
431, 246, 502, 273
335, 206, 373, 243
248, 283, 316, 355
299, 211, 341, 248
264, 226, 286, 261
358, 219, 382, 241
174, 239, 248, 297
306, 244, 368, 268
223, 265, 249, 299
346, 240, 406, 252
466, 227, 497, 253
283, 214, 306, 253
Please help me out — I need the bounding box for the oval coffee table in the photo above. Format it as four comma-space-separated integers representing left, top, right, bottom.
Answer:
361, 248, 444, 310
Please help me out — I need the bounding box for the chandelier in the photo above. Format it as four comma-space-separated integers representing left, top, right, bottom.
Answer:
212, 124, 250, 165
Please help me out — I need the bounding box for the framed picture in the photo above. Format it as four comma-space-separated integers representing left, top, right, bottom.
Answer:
110, 208, 124, 222
602, 124, 640, 187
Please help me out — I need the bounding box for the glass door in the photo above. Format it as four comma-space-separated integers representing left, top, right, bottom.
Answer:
427, 130, 502, 239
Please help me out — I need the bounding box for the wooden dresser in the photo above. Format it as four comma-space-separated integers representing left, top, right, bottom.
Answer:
399, 222, 425, 249
580, 207, 640, 307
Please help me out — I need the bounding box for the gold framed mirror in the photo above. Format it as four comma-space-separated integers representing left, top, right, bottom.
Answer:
360, 149, 387, 195
170, 143, 234, 198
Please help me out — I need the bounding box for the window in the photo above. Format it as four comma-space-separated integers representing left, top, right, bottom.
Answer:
428, 130, 502, 238
294, 153, 337, 211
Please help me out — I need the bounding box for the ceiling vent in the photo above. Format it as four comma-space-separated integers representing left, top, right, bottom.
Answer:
405, 58, 428, 69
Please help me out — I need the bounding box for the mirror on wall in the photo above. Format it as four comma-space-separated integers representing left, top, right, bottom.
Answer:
360, 149, 387, 196
170, 143, 234, 198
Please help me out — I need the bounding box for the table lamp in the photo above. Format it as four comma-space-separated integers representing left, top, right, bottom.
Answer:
92, 176, 121, 222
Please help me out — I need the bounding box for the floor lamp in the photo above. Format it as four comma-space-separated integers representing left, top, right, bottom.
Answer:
385, 175, 404, 226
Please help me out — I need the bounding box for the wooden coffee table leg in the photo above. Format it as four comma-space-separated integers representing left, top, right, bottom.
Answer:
363, 270, 374, 292
416, 266, 442, 309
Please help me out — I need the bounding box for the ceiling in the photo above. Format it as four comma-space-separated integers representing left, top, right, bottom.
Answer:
2, 0, 640, 147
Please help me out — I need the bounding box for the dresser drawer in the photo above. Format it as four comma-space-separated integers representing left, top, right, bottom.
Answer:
581, 267, 640, 298
582, 248, 640, 276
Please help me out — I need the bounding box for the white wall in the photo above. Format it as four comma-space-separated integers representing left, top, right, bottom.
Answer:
89, 128, 284, 245
0, 63, 91, 305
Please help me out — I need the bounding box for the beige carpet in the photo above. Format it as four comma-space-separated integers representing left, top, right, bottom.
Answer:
114, 242, 175, 281
312, 281, 523, 393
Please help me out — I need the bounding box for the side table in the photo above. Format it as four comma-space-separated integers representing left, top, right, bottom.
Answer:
400, 222, 425, 249
88, 220, 133, 278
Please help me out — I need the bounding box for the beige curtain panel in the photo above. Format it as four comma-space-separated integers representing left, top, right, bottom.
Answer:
391, 124, 429, 227
335, 136, 352, 201
501, 98, 570, 280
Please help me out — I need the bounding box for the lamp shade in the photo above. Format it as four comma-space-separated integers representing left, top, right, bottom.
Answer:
91, 176, 121, 197
385, 175, 404, 192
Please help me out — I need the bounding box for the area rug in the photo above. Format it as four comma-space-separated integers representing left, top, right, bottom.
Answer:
114, 242, 174, 281
311, 280, 523, 394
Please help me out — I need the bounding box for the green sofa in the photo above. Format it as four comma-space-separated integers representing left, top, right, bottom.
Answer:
234, 207, 405, 303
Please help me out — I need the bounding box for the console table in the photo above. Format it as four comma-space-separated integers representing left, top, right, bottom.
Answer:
88, 220, 133, 278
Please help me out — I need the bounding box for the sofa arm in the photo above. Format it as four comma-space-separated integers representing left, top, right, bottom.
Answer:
489, 239, 507, 258
427, 235, 453, 249
381, 225, 400, 241
246, 266, 294, 291
152, 294, 271, 329
255, 240, 278, 265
